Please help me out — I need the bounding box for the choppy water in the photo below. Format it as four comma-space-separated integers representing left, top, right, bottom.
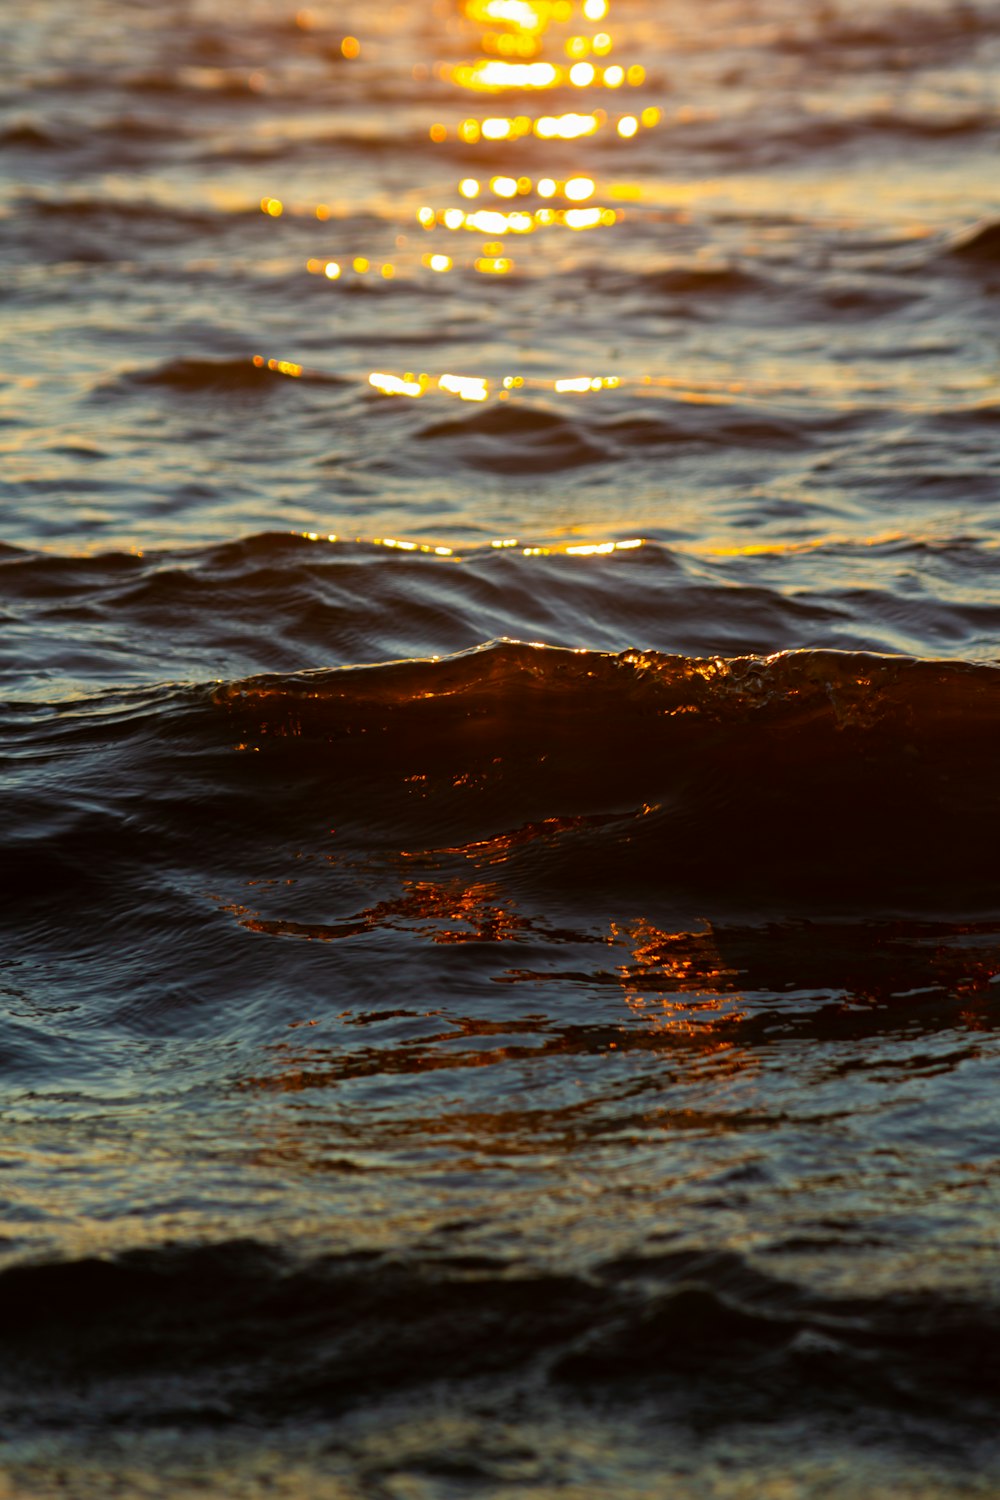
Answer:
3, 1, 1000, 1494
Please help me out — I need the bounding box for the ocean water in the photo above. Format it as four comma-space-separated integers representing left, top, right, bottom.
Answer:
2, 0, 1000, 1494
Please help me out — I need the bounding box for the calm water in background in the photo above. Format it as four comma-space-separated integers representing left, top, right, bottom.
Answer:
2, 1, 1000, 1494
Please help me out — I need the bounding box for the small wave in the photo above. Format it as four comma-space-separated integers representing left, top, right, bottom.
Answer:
598, 403, 814, 449
95, 112, 197, 144
777, 7, 1000, 59
118, 356, 293, 394
24, 195, 225, 231
0, 1239, 995, 1428
418, 402, 607, 471
638, 264, 762, 297
690, 108, 998, 172
950, 219, 1000, 263
0, 121, 61, 150
114, 355, 350, 396
416, 397, 820, 469
110, 357, 348, 396
119, 66, 265, 98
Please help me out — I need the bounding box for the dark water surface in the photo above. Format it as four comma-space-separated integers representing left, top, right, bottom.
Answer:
3, 0, 1000, 1494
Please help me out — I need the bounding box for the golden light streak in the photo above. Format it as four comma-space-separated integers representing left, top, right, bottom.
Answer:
564, 206, 605, 228
373, 538, 455, 554
360, 367, 629, 398
425, 203, 615, 233
466, 0, 545, 26
431, 109, 657, 144
252, 355, 302, 378
538, 110, 599, 137
452, 60, 560, 90
447, 58, 645, 91
439, 373, 490, 401
462, 208, 532, 232
290, 533, 643, 560
369, 372, 426, 398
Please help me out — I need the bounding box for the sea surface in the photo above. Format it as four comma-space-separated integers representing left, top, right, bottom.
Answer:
3, 0, 1000, 1494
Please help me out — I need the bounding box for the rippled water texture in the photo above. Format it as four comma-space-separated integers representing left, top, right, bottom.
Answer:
3, 0, 1000, 1495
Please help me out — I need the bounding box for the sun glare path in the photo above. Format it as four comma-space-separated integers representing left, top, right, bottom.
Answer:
258, 0, 663, 401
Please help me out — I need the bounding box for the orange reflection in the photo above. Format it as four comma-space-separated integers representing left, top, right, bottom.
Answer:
604, 919, 758, 1085
233, 899, 764, 1121
613, 918, 743, 997
234, 875, 537, 947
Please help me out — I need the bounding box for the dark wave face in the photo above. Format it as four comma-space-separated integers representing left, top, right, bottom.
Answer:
3, 0, 1000, 1494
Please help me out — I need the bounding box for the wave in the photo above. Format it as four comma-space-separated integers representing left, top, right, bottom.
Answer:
0, 1239, 995, 1431
0, 121, 62, 150
0, 532, 844, 674
4, 640, 1000, 920
218, 639, 1000, 752
950, 218, 1000, 263
773, 110, 997, 148
13, 193, 271, 265
653, 109, 1000, 174
116, 355, 348, 394
638, 264, 763, 297
213, 644, 1000, 905
416, 397, 847, 471
23, 195, 228, 229
4, 526, 1000, 672
418, 403, 609, 471
770, 5, 1000, 62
